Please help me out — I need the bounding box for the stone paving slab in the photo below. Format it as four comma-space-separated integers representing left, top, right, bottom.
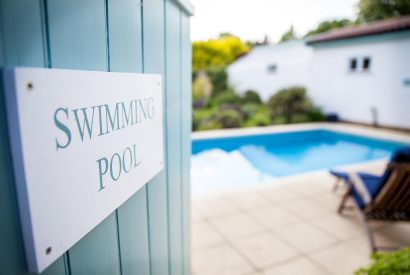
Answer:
191, 160, 410, 275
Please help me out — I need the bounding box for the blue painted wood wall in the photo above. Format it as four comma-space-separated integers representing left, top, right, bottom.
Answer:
0, 0, 193, 274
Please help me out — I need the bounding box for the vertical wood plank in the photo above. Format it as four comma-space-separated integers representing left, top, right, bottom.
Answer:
180, 12, 192, 275
0, 10, 4, 66
116, 191, 151, 275
0, 1, 67, 274
47, 0, 108, 70
165, 1, 183, 275
107, 1, 151, 274
46, 1, 121, 274
143, 0, 170, 274
41, 259, 68, 275
0, 0, 46, 66
0, 1, 191, 275
0, 82, 29, 275
68, 214, 121, 275
107, 0, 143, 73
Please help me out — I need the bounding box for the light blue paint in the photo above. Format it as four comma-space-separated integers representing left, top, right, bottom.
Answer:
142, 0, 171, 275
107, 1, 151, 274
180, 13, 192, 275
192, 130, 410, 194
173, 0, 194, 15
68, 213, 121, 275
0, 0, 193, 274
166, 2, 183, 275
0, 1, 68, 274
0, 0, 46, 67
46, 1, 122, 274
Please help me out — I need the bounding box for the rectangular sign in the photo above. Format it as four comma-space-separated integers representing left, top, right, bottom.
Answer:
3, 68, 164, 273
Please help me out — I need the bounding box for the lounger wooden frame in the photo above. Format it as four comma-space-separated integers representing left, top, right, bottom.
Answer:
338, 163, 410, 252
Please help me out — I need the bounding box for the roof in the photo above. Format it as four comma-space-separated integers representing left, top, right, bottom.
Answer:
253, 39, 306, 51
307, 16, 410, 45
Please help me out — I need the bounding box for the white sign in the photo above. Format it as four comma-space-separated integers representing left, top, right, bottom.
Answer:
3, 68, 164, 273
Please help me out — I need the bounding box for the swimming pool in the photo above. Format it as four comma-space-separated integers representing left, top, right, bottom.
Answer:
191, 129, 409, 194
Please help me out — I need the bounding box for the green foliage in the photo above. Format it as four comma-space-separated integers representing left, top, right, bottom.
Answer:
192, 108, 218, 131
192, 68, 229, 101
211, 89, 242, 107
244, 106, 271, 127
355, 247, 410, 275
266, 86, 324, 124
358, 0, 410, 22
192, 72, 213, 108
206, 68, 228, 98
197, 119, 222, 131
267, 86, 311, 121
278, 25, 298, 43
305, 19, 353, 37
308, 109, 326, 121
192, 35, 250, 71
192, 86, 324, 131
304, 1, 410, 38
242, 103, 260, 120
272, 116, 288, 125
290, 113, 312, 123
242, 90, 262, 105
215, 108, 243, 128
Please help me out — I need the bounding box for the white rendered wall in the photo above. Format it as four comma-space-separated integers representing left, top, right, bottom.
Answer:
309, 32, 410, 129
227, 41, 312, 101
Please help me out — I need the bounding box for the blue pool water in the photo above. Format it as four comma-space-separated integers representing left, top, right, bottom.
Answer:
191, 129, 408, 194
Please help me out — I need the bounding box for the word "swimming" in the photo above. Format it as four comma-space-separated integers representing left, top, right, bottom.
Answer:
54, 97, 155, 150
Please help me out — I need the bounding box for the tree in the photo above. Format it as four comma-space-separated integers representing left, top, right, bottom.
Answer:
206, 68, 228, 98
278, 25, 297, 43
305, 19, 353, 37
358, 0, 410, 22
192, 35, 249, 71
241, 90, 262, 105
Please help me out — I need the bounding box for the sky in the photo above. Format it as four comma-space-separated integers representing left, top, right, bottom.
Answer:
190, 0, 359, 42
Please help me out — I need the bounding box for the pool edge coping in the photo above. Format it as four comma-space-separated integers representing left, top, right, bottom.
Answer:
191, 122, 410, 144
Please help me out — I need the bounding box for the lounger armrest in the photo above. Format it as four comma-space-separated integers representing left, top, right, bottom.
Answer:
348, 172, 372, 206
388, 162, 410, 172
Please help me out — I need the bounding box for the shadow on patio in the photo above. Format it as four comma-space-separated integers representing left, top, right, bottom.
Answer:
191, 160, 410, 275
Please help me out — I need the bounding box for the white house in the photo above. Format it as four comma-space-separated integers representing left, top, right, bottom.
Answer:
307, 16, 410, 129
227, 40, 312, 101
227, 16, 410, 129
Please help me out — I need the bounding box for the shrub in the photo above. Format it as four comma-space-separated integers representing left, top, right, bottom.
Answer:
192, 72, 213, 108
245, 111, 271, 127
215, 108, 243, 128
192, 35, 249, 71
290, 114, 311, 123
272, 116, 287, 125
219, 103, 243, 115
242, 90, 262, 105
242, 103, 260, 120
355, 248, 410, 275
308, 108, 326, 121
192, 108, 218, 131
206, 68, 228, 98
192, 112, 200, 131
197, 118, 222, 131
267, 86, 324, 123
211, 89, 241, 107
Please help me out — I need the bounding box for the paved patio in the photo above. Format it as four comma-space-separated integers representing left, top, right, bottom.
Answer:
191, 159, 410, 275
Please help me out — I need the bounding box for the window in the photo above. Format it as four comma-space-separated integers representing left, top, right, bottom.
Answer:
349, 58, 357, 71
267, 64, 277, 73
363, 57, 371, 71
